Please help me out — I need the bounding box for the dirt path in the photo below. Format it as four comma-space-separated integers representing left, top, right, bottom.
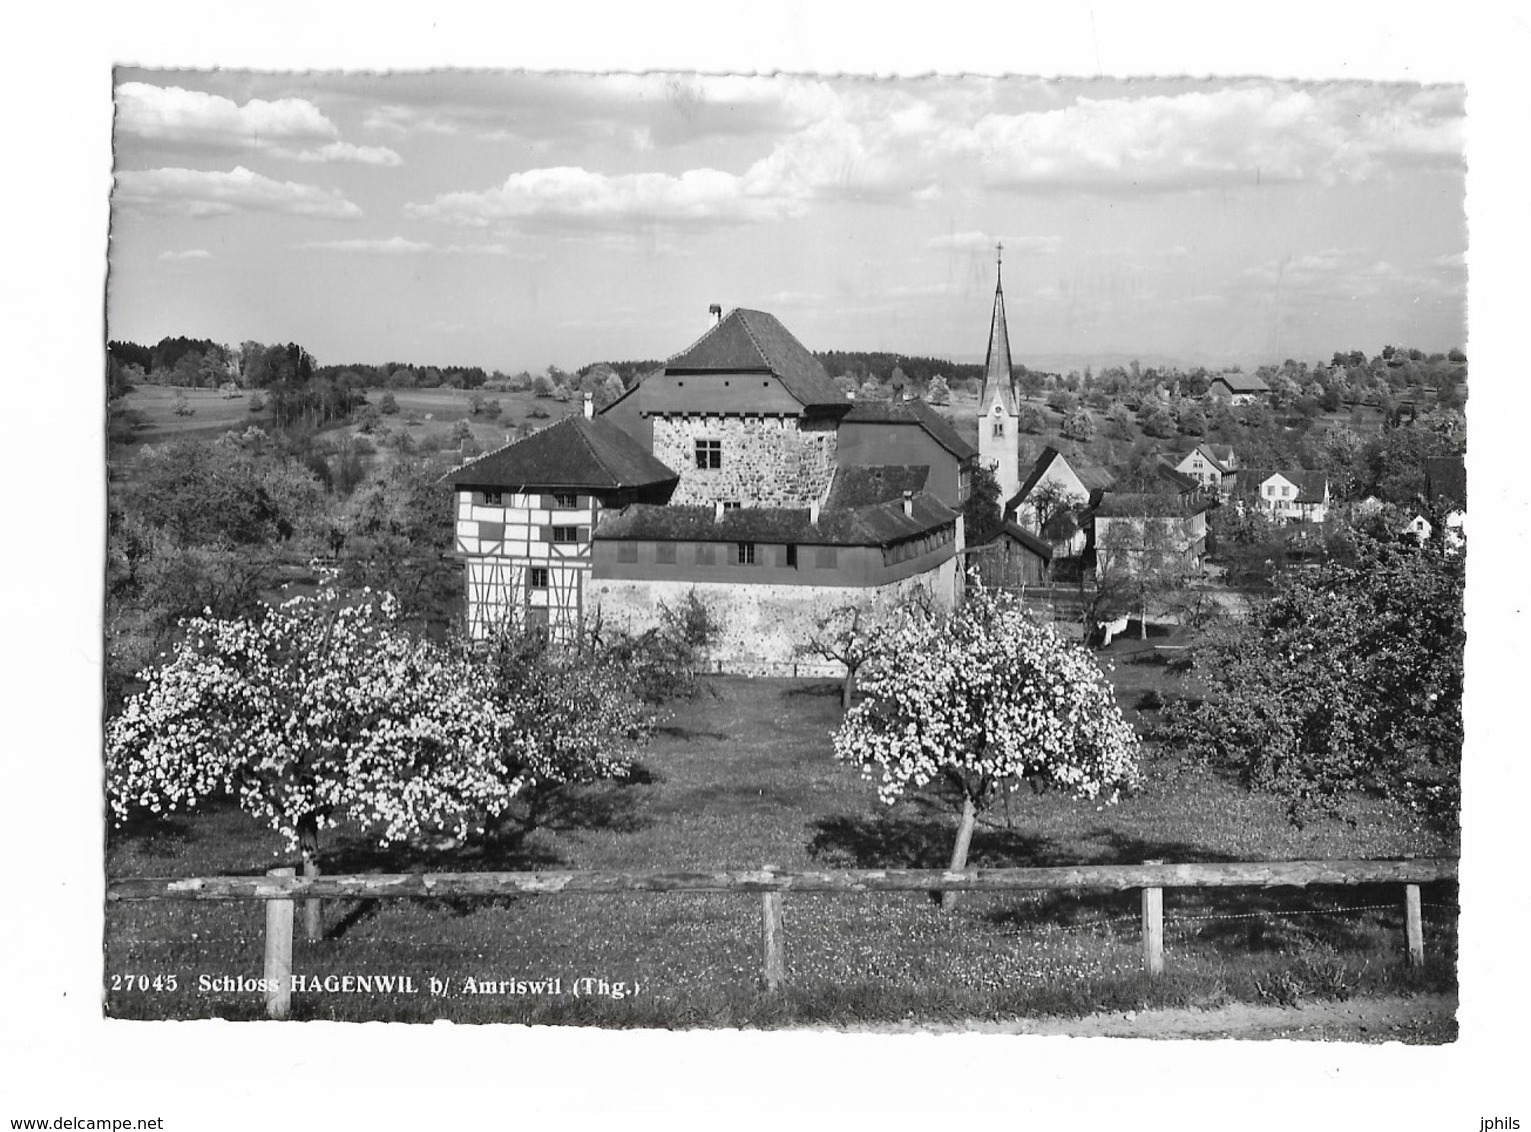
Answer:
874, 994, 1457, 1042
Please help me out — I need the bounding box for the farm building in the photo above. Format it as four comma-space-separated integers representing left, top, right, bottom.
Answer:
448, 306, 966, 671
969, 521, 1054, 589
1207, 373, 1271, 404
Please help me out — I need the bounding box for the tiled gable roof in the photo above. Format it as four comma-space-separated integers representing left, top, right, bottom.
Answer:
594, 494, 959, 548
1211, 372, 1271, 394
664, 308, 844, 409
841, 399, 978, 460
1008, 446, 1116, 512
982, 521, 1054, 560
446, 416, 679, 491
1094, 492, 1209, 518
1247, 468, 1328, 503
825, 464, 930, 509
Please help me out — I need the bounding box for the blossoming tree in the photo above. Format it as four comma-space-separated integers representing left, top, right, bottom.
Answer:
106, 583, 568, 930
832, 588, 1140, 904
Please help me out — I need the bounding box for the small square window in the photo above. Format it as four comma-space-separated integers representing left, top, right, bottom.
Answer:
723, 500, 741, 511
735, 541, 756, 566
553, 492, 579, 509
482, 491, 503, 506
551, 526, 579, 543
528, 567, 549, 589
656, 543, 677, 564
695, 439, 722, 469
696, 545, 715, 566
617, 544, 638, 563
992, 422, 1005, 437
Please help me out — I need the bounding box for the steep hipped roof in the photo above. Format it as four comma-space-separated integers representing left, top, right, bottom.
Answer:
664, 308, 845, 409
978, 258, 1019, 417
446, 416, 679, 491
841, 398, 978, 460
825, 464, 930, 509
594, 494, 959, 548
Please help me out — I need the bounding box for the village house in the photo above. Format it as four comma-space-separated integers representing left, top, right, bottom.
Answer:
1245, 469, 1331, 523
968, 521, 1054, 589
1174, 442, 1239, 495
449, 306, 966, 672
1207, 372, 1271, 405
1093, 492, 1210, 575
1004, 445, 1116, 557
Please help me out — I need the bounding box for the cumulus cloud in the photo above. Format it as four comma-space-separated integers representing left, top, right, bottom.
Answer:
114, 166, 362, 219
405, 80, 1464, 235
271, 141, 403, 167
157, 248, 211, 261
116, 82, 401, 165
406, 165, 800, 230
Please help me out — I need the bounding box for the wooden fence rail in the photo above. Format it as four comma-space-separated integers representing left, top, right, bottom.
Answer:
106, 858, 1457, 1020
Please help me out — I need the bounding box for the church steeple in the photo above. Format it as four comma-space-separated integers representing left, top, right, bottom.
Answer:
979, 242, 1017, 416
977, 241, 1022, 508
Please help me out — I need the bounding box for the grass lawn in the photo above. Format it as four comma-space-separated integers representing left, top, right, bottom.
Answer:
105, 674, 1457, 1029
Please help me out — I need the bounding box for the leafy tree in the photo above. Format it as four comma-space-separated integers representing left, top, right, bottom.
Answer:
1177, 403, 1207, 436
962, 464, 1003, 547
1164, 535, 1463, 832
1105, 402, 1133, 437
338, 458, 459, 627
798, 597, 917, 711
926, 374, 951, 405
1016, 404, 1047, 434
596, 373, 626, 409
1061, 407, 1096, 441
833, 589, 1140, 904
379, 391, 399, 415
1141, 408, 1177, 438
106, 585, 579, 904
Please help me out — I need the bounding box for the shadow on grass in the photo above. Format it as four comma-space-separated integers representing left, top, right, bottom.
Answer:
783, 681, 844, 700
654, 725, 731, 742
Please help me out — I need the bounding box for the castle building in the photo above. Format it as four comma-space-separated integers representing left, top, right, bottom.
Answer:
977, 244, 1021, 506
449, 307, 970, 671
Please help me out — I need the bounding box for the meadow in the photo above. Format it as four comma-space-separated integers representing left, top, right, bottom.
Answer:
105, 671, 1457, 1032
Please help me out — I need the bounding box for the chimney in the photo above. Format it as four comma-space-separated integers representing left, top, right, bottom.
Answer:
810, 500, 820, 524
902, 490, 913, 518
714, 500, 725, 523
708, 303, 723, 329
582, 392, 594, 420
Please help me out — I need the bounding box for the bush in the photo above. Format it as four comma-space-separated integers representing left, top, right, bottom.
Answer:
379, 392, 399, 415
247, 392, 265, 413
1061, 408, 1096, 441
527, 405, 551, 420
483, 398, 503, 420
451, 419, 474, 443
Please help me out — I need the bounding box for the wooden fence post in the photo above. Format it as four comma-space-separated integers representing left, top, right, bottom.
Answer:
1141, 859, 1164, 977
264, 867, 295, 1020
1404, 883, 1424, 966
302, 853, 322, 942
760, 865, 785, 993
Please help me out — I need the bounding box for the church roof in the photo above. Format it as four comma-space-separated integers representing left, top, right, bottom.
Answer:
978, 255, 1018, 416
446, 416, 679, 492
664, 308, 845, 409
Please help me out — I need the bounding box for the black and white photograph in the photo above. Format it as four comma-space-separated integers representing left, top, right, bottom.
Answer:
6, 6, 1527, 1129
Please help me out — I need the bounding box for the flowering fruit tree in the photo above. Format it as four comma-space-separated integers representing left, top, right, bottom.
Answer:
832, 588, 1140, 900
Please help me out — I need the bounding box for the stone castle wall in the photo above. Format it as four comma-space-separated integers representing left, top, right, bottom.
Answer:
589, 556, 962, 676
653, 415, 838, 508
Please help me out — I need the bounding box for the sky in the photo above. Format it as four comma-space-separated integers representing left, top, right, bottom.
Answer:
107, 70, 1468, 376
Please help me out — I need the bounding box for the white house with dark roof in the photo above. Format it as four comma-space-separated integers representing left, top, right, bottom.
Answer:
1004, 445, 1116, 557
1174, 443, 1239, 494
1251, 469, 1330, 523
